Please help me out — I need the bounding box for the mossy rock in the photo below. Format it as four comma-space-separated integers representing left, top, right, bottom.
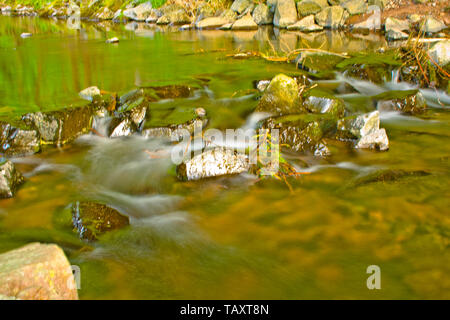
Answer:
296, 52, 345, 74
337, 51, 402, 83
21, 104, 94, 146
0, 121, 41, 156
71, 201, 130, 241
262, 113, 337, 153
351, 169, 430, 187
256, 74, 305, 116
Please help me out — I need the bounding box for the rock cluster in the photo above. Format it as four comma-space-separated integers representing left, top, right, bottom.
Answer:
1, 0, 447, 40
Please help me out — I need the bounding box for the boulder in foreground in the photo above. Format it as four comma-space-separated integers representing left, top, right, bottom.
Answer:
0, 243, 78, 300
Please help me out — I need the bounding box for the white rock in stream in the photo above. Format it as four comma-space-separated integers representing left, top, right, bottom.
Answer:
427, 40, 450, 67
356, 128, 389, 151
106, 37, 119, 44
79, 86, 101, 101
349, 110, 380, 138
178, 148, 250, 181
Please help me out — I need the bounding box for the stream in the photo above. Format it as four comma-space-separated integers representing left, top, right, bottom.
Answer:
0, 15, 449, 299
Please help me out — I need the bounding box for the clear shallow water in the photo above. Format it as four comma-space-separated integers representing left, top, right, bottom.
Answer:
0, 16, 449, 299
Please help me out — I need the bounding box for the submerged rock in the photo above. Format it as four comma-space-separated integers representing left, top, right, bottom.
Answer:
0, 243, 78, 300
385, 29, 409, 41
22, 105, 94, 145
71, 201, 130, 241
177, 147, 250, 181
256, 74, 303, 116
352, 169, 430, 186
0, 160, 24, 198
295, 51, 344, 74
373, 90, 427, 114
274, 0, 298, 28
0, 121, 40, 156
145, 84, 192, 100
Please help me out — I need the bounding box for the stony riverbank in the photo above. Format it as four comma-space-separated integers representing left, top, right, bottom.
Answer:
0, 0, 449, 40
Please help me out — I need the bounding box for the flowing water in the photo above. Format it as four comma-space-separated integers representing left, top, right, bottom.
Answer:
0, 16, 449, 299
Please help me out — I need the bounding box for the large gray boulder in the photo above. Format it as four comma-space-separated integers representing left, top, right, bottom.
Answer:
315, 6, 347, 29
385, 17, 410, 32
196, 16, 232, 29
297, 0, 322, 17
0, 243, 78, 300
274, 0, 298, 28
0, 160, 24, 198
232, 13, 258, 30
352, 5, 380, 30
341, 0, 367, 15
423, 17, 447, 34
252, 4, 273, 25
123, 1, 154, 21
231, 0, 253, 14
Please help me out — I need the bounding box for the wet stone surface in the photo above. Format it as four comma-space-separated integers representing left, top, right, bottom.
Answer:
0, 160, 24, 198
373, 90, 427, 114
71, 201, 130, 241
0, 121, 40, 156
263, 113, 337, 154
22, 105, 94, 145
